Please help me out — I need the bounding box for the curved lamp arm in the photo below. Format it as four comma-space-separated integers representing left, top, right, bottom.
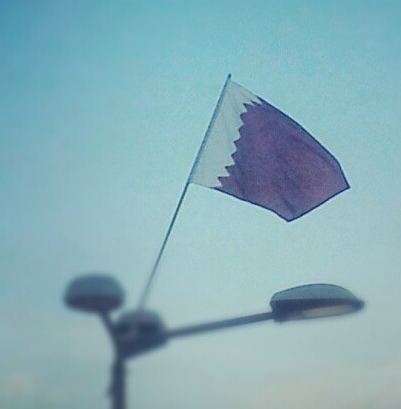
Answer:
100, 313, 120, 353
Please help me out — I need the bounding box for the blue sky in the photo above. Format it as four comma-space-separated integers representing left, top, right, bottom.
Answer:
1, 1, 400, 408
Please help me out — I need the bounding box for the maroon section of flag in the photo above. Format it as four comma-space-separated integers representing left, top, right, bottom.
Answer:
216, 99, 349, 221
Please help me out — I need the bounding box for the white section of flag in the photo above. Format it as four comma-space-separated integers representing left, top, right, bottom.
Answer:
190, 80, 260, 188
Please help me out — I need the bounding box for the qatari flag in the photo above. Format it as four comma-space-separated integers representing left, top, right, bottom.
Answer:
190, 78, 349, 221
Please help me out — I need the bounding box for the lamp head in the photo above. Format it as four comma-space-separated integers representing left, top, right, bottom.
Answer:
270, 284, 364, 322
65, 273, 124, 314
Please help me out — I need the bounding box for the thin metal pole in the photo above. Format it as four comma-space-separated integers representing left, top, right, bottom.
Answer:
138, 74, 232, 308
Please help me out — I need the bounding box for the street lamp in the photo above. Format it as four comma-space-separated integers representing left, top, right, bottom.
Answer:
65, 274, 364, 409
270, 283, 364, 321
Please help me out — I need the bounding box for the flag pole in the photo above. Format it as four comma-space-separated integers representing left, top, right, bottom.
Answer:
138, 74, 232, 309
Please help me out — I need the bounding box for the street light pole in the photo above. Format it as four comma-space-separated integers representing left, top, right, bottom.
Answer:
110, 357, 125, 409
100, 314, 126, 409
65, 275, 364, 409
102, 311, 276, 409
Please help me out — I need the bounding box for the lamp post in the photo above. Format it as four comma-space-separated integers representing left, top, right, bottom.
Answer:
64, 274, 364, 409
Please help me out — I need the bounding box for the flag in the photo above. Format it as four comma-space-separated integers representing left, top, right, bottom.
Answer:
190, 78, 349, 221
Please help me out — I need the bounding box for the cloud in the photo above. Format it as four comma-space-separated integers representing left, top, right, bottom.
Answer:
0, 371, 66, 409
249, 361, 401, 409
0, 372, 35, 396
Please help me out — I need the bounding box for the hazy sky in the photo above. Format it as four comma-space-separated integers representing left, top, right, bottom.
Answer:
1, 1, 401, 408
